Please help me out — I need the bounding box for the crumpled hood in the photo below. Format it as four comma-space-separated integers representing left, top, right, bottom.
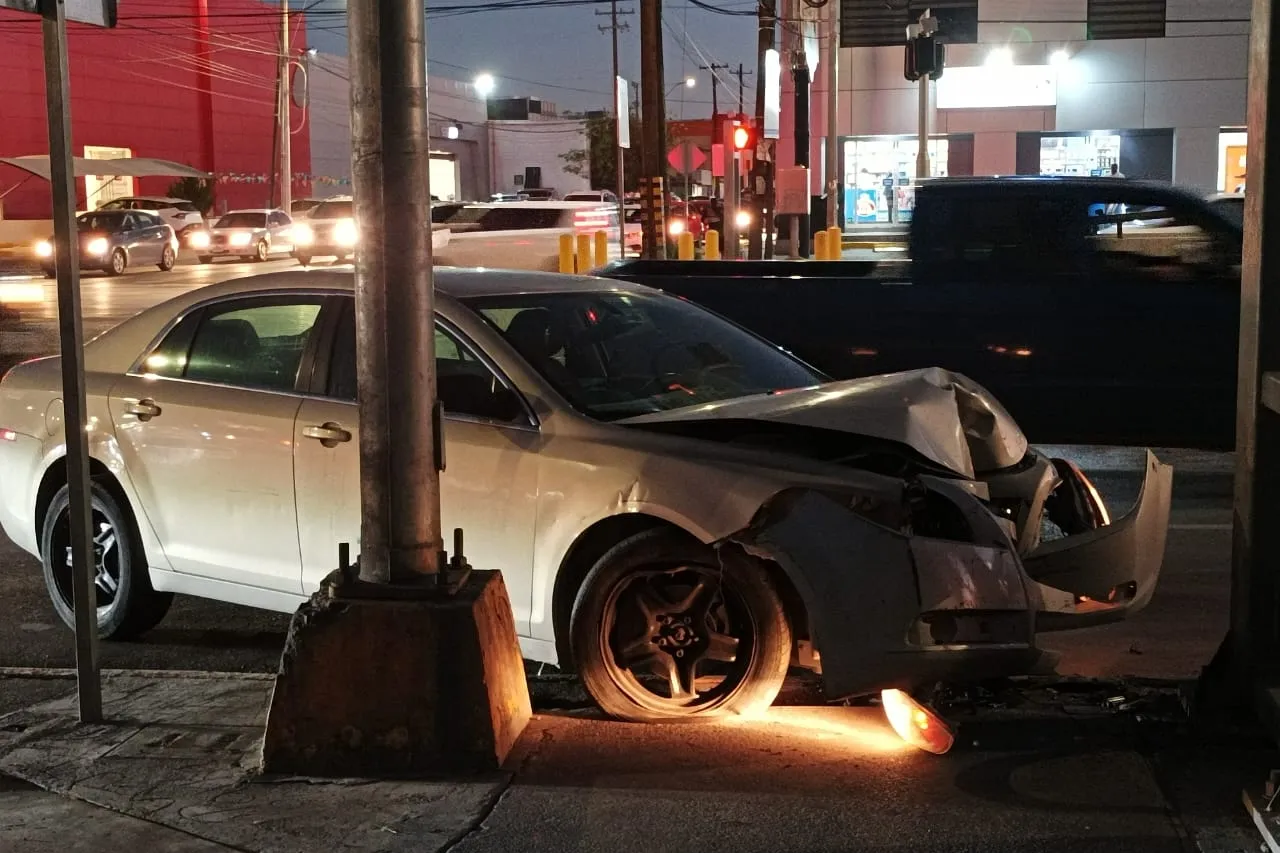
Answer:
617, 367, 1028, 478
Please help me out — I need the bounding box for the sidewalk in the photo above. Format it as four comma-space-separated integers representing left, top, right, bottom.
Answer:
0, 670, 1273, 853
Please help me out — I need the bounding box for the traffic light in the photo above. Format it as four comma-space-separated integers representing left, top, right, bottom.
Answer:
731, 121, 754, 152
904, 36, 945, 81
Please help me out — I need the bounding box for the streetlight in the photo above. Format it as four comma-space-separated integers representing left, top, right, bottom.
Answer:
474, 72, 496, 98
666, 76, 696, 96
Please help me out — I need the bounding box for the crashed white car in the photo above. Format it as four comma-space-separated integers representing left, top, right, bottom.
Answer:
0, 270, 1171, 722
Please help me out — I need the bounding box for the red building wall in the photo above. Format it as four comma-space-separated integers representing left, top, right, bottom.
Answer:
0, 0, 311, 219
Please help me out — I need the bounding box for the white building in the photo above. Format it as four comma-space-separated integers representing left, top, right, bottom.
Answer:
486, 98, 591, 197
784, 0, 1250, 227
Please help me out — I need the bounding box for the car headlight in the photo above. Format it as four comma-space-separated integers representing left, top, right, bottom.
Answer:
87, 237, 108, 255
292, 223, 315, 245
35, 240, 52, 258
229, 232, 252, 247
334, 218, 358, 247
189, 231, 210, 249
668, 219, 685, 236
735, 210, 752, 229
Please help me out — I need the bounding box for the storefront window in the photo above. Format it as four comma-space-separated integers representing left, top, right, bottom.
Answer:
1039, 134, 1121, 177
1218, 129, 1246, 194
841, 137, 949, 227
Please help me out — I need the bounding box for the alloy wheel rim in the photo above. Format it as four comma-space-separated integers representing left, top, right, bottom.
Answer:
112, 252, 125, 274
600, 565, 756, 713
51, 508, 120, 618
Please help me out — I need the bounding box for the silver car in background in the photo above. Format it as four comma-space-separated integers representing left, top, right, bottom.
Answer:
36, 209, 178, 277
191, 209, 295, 264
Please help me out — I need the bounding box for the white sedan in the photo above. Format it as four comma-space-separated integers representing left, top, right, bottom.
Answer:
0, 269, 1171, 722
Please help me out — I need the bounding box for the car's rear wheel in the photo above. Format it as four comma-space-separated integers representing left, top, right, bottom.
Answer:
295, 253, 312, 266
105, 248, 127, 276
158, 244, 176, 271
197, 255, 213, 265
40, 481, 173, 640
253, 240, 269, 262
570, 528, 791, 723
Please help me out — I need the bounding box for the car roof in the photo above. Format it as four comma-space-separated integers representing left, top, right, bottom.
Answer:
458, 201, 613, 210
918, 175, 1208, 201
217, 208, 281, 214
118, 196, 185, 203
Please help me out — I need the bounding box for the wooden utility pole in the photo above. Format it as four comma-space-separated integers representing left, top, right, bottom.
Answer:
750, 0, 776, 259
733, 62, 752, 112
597, 2, 633, 254
639, 0, 666, 258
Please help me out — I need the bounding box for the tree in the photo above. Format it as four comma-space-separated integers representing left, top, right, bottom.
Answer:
166, 177, 214, 215
559, 114, 644, 193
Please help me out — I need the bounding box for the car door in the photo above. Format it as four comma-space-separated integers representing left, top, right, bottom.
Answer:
140, 212, 169, 261
268, 211, 293, 252
292, 298, 541, 632
117, 213, 144, 261
108, 293, 327, 591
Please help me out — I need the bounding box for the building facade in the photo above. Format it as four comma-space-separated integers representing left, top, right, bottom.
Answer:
0, 0, 312, 220
782, 0, 1249, 228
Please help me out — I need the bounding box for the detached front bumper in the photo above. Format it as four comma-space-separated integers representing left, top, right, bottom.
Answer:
1026, 450, 1173, 631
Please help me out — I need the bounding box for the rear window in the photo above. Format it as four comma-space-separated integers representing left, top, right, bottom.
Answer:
172, 201, 199, 212
311, 200, 354, 219
77, 211, 127, 231
216, 212, 268, 228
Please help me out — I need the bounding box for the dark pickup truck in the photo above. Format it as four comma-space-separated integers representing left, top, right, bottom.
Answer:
601, 177, 1242, 449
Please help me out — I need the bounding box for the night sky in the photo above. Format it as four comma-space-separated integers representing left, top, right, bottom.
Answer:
305, 0, 759, 117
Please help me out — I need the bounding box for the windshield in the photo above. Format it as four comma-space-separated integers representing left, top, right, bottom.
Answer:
467, 291, 821, 419
215, 212, 267, 229
311, 200, 353, 219
76, 211, 126, 231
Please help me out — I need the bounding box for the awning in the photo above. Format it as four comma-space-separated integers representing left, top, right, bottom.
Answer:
0, 156, 210, 181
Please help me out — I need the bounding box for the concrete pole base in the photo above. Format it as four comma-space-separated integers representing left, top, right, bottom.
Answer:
259, 569, 532, 777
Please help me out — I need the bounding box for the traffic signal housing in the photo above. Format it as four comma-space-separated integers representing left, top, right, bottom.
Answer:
731, 120, 755, 152
905, 36, 945, 82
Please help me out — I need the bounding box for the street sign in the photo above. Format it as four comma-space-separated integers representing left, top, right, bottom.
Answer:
616, 76, 630, 149
667, 142, 706, 174
0, 0, 117, 27
763, 48, 781, 139
776, 166, 811, 215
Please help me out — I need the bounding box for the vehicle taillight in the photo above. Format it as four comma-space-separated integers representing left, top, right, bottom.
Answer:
0, 429, 17, 442
573, 209, 612, 231
881, 689, 954, 754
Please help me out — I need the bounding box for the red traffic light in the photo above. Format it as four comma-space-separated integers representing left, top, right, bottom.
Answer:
732, 124, 752, 151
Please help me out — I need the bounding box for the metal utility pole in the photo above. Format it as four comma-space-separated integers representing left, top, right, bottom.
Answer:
639, 0, 667, 259
279, 0, 292, 213
824, 0, 840, 230
347, 0, 442, 582
598, 1, 633, 255
41, 0, 100, 723
750, 0, 776, 260
909, 10, 938, 180
792, 49, 811, 257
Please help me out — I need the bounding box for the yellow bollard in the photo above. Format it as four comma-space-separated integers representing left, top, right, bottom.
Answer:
827, 226, 843, 260
558, 233, 575, 273
576, 232, 593, 273
813, 229, 829, 261
677, 231, 695, 260
704, 229, 721, 260
594, 230, 609, 268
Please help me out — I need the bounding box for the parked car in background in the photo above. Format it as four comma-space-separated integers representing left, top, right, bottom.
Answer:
290, 197, 357, 265
290, 198, 325, 217
97, 196, 206, 245
0, 269, 1170, 723
190, 209, 294, 264
517, 188, 559, 201
563, 189, 618, 203
667, 202, 707, 242
36, 209, 177, 277
432, 201, 620, 271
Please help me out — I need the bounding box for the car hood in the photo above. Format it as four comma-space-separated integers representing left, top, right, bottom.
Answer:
616, 367, 1029, 479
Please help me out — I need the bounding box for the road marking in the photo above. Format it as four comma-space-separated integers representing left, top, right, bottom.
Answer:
1169, 523, 1231, 531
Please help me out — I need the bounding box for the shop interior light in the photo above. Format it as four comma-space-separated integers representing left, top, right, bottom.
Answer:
986, 47, 1014, 67
1049, 49, 1071, 67
881, 689, 955, 754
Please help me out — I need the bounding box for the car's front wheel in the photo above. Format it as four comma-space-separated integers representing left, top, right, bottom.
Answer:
40, 481, 173, 639
570, 528, 791, 723
253, 240, 269, 262
105, 248, 127, 276
158, 244, 176, 271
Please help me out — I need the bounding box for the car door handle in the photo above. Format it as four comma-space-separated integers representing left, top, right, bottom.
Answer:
126, 399, 162, 421
302, 422, 352, 447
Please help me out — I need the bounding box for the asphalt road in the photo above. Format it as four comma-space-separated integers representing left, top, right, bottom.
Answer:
0, 262, 1235, 684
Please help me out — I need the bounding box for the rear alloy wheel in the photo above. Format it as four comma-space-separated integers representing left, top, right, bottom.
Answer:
158, 244, 176, 271
570, 528, 791, 722
40, 481, 172, 639
254, 240, 269, 262
105, 248, 127, 276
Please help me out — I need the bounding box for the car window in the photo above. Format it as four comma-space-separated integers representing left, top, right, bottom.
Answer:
216, 212, 268, 228
1086, 198, 1240, 277
469, 291, 822, 420
77, 211, 127, 231
173, 201, 199, 213
480, 207, 563, 231
98, 200, 127, 211
269, 211, 291, 227
327, 301, 526, 423
139, 213, 163, 228
121, 213, 139, 231
312, 200, 353, 219
154, 299, 325, 391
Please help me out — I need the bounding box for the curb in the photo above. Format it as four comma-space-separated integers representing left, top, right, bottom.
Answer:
0, 666, 274, 681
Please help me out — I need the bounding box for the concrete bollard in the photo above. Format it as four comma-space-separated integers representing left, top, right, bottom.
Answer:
677, 231, 695, 260
593, 230, 609, 268
814, 229, 829, 261
704, 229, 720, 260
827, 226, 843, 260
575, 232, 593, 273
558, 234, 575, 273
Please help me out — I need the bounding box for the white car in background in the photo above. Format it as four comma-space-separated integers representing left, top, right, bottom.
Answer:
563, 190, 618, 203
97, 196, 207, 244
432, 201, 621, 271
191, 209, 294, 264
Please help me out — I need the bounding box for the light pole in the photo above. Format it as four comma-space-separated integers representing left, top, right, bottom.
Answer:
666, 76, 695, 97
474, 73, 496, 197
